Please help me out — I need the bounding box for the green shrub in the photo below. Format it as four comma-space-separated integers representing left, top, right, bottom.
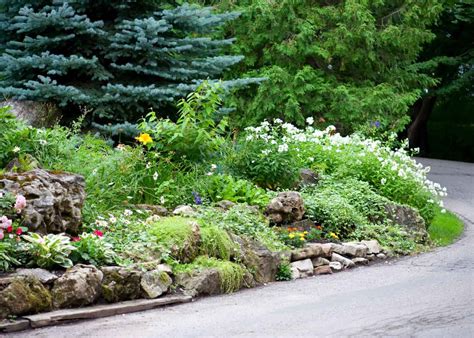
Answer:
22, 233, 76, 269
428, 209, 464, 246
0, 241, 21, 272
71, 233, 118, 266
200, 225, 236, 261
276, 262, 292, 281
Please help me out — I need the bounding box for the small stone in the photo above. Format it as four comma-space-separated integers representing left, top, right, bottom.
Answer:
172, 205, 196, 217
215, 200, 235, 210
312, 257, 330, 267
361, 240, 381, 254
135, 204, 168, 216
141, 270, 172, 299
377, 253, 387, 259
329, 261, 342, 271
265, 191, 304, 224
299, 168, 319, 186
14, 268, 58, 284
314, 265, 332, 275
331, 253, 355, 268
290, 259, 314, 279
366, 254, 375, 261
352, 257, 369, 265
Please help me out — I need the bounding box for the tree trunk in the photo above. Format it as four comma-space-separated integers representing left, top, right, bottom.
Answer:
407, 95, 437, 155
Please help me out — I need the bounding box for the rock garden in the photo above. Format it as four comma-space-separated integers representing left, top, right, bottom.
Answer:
0, 89, 454, 331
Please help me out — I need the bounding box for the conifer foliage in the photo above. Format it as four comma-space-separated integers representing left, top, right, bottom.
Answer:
0, 1, 251, 123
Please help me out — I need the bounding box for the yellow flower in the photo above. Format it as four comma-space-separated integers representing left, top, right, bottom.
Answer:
288, 233, 295, 239
299, 237, 305, 241
135, 133, 153, 145
329, 232, 339, 239
303, 231, 308, 234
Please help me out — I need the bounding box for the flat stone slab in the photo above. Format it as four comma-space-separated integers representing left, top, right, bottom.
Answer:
23, 295, 192, 328
0, 319, 30, 333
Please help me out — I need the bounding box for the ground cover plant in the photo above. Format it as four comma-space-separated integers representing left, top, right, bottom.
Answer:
428, 209, 464, 246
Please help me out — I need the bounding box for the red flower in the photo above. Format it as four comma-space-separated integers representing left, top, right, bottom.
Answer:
16, 228, 22, 235
6, 225, 13, 233
93, 229, 104, 237
72, 236, 81, 242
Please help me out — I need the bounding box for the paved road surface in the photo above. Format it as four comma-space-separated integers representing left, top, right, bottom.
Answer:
12, 158, 474, 337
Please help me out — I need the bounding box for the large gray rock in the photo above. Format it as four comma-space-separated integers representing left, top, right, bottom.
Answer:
291, 243, 332, 261
140, 269, 172, 299
176, 269, 222, 297
314, 265, 332, 275
265, 191, 304, 224
312, 257, 331, 267
290, 259, 314, 279
101, 266, 142, 303
172, 205, 196, 217
330, 243, 367, 258
1, 100, 60, 128
0, 169, 86, 234
14, 268, 58, 284
384, 203, 428, 242
331, 253, 355, 268
361, 240, 381, 254
0, 276, 52, 319
51, 265, 103, 309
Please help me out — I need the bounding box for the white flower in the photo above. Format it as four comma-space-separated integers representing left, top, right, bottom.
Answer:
123, 209, 133, 217
146, 162, 151, 169
277, 144, 288, 153
308, 157, 314, 162
211, 164, 217, 170
381, 178, 387, 185
262, 149, 271, 155
13, 146, 20, 153
274, 118, 283, 124
206, 172, 213, 176
441, 209, 446, 213
160, 196, 166, 205
39, 139, 48, 146
153, 172, 159, 181
306, 117, 314, 125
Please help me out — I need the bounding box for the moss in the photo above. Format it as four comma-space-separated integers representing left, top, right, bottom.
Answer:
148, 216, 201, 263
428, 209, 464, 246
199, 225, 236, 260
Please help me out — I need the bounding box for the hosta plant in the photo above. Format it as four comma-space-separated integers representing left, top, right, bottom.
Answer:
23, 233, 76, 269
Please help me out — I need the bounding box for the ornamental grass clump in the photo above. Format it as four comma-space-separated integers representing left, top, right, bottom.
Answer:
199, 225, 236, 261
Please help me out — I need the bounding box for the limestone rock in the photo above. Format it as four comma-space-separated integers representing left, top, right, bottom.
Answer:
291, 243, 332, 261
101, 266, 142, 303
0, 276, 52, 318
1, 100, 60, 128
377, 253, 387, 259
172, 205, 196, 217
52, 264, 103, 309
265, 191, 304, 224
14, 268, 58, 284
384, 203, 428, 242
299, 168, 319, 186
135, 204, 168, 216
331, 243, 367, 258
361, 240, 381, 254
141, 270, 172, 299
176, 269, 221, 297
0, 169, 85, 234
314, 265, 332, 275
331, 253, 355, 268
329, 261, 343, 271
352, 257, 369, 265
290, 259, 314, 279
312, 257, 331, 267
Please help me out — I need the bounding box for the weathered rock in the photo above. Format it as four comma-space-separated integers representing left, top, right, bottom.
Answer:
289, 219, 315, 232
1, 100, 60, 128
361, 240, 381, 254
101, 266, 142, 303
265, 191, 304, 224
51, 265, 103, 309
331, 243, 368, 258
377, 253, 387, 259
291, 243, 332, 261
329, 261, 343, 271
312, 257, 331, 267
14, 268, 58, 284
156, 264, 173, 275
0, 169, 85, 234
352, 257, 369, 265
176, 269, 221, 297
314, 265, 332, 275
135, 204, 168, 216
230, 234, 281, 284
331, 253, 355, 268
299, 168, 319, 186
172, 205, 196, 217
0, 276, 52, 318
5, 155, 41, 173
384, 203, 428, 242
215, 200, 236, 211
366, 254, 375, 261
290, 259, 314, 279
140, 270, 172, 299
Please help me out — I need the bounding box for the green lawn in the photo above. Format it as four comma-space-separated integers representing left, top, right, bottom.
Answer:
428, 210, 464, 246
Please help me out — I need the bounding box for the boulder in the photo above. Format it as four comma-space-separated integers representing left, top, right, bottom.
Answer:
331, 253, 355, 269
0, 169, 86, 234
1, 100, 60, 128
331, 243, 367, 258
384, 203, 428, 242
299, 168, 319, 186
51, 265, 103, 309
172, 205, 196, 217
314, 265, 332, 275
14, 268, 58, 284
176, 269, 221, 297
291, 243, 332, 261
0, 276, 52, 318
265, 191, 304, 224
361, 240, 381, 254
290, 259, 314, 279
101, 266, 142, 303
377, 253, 387, 259
329, 261, 343, 271
312, 257, 330, 267
140, 269, 172, 299
352, 257, 369, 265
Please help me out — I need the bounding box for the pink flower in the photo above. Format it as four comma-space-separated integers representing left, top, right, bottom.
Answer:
0, 230, 4, 240
6, 225, 13, 233
0, 216, 12, 229
72, 236, 81, 242
93, 229, 104, 237
16, 228, 22, 235
14, 195, 26, 213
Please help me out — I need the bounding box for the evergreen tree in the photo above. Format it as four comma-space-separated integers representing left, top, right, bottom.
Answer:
0, 1, 256, 123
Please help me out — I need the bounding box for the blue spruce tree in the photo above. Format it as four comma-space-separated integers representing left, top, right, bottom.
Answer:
0, 1, 256, 124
